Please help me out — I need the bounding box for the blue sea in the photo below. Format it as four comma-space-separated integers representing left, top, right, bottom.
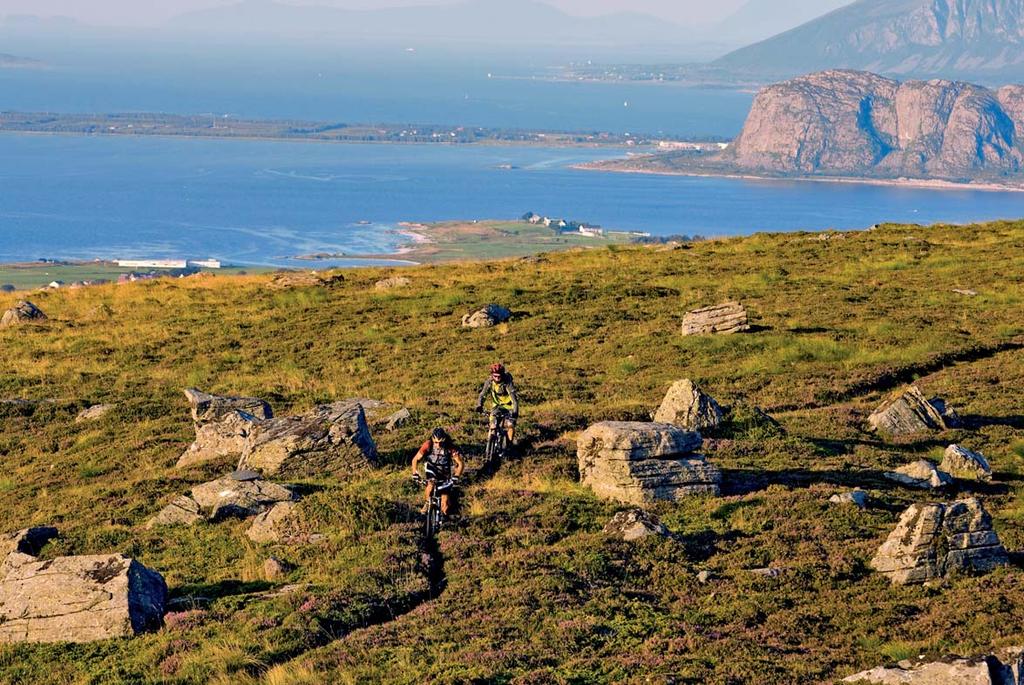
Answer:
0, 42, 1022, 266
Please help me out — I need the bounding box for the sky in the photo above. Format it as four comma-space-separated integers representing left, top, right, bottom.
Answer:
0, 0, 751, 27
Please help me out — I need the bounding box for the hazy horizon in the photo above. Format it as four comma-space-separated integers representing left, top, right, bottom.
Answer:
0, 0, 845, 29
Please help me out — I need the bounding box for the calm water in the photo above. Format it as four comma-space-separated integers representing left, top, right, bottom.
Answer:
2, 134, 1023, 266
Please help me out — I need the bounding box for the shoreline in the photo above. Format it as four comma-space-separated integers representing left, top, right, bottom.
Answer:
572, 161, 1024, 193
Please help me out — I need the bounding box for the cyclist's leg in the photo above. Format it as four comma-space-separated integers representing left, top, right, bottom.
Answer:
440, 492, 450, 515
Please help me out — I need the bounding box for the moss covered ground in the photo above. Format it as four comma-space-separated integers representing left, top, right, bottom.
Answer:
0, 220, 1022, 683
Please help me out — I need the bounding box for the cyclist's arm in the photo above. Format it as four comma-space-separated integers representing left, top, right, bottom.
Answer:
476, 380, 489, 410
411, 440, 430, 476
508, 382, 519, 417
452, 449, 465, 477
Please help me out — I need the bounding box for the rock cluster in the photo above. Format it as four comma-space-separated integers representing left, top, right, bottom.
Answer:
176, 391, 378, 477
0, 300, 46, 327
462, 304, 512, 328
577, 422, 721, 504
883, 459, 953, 490
653, 379, 724, 431
603, 509, 672, 541
870, 498, 1008, 585
868, 386, 959, 437
681, 302, 749, 336
146, 472, 296, 527
0, 528, 166, 644
844, 649, 1024, 684
238, 400, 378, 478
720, 70, 1024, 180
941, 444, 992, 482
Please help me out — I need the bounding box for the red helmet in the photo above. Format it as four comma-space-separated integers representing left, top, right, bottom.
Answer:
490, 363, 505, 375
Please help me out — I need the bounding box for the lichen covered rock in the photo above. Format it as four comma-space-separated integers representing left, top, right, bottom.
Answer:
653, 379, 724, 431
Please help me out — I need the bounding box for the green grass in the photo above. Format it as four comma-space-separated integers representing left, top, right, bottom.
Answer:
0, 220, 1023, 683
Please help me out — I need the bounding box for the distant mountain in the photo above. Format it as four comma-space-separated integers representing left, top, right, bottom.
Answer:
715, 0, 1024, 82
167, 0, 687, 47
721, 69, 1024, 181
713, 0, 853, 45
0, 52, 42, 68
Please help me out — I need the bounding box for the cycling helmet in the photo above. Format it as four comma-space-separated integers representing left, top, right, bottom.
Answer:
490, 363, 505, 375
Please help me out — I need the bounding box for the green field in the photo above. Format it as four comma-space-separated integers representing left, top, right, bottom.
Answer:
0, 221, 1023, 683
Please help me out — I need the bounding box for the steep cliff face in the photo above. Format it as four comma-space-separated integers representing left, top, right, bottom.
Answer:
722, 70, 1024, 179
715, 0, 1024, 81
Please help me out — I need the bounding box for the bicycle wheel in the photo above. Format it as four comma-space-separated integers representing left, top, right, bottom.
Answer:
425, 499, 438, 538
486, 431, 499, 465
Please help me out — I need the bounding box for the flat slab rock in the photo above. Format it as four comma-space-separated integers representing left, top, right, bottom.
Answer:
0, 301, 46, 327
868, 386, 958, 436
0, 554, 167, 644
190, 475, 296, 521
844, 650, 1024, 684
883, 459, 953, 489
681, 301, 750, 336
578, 422, 703, 462
237, 400, 378, 478
653, 379, 724, 432
871, 497, 1008, 585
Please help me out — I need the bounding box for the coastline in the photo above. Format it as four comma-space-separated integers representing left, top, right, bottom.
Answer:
573, 161, 1024, 193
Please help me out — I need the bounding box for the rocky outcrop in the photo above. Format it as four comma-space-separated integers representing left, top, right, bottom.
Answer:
183, 388, 272, 427
681, 302, 749, 336
146, 473, 296, 527
237, 400, 378, 478
883, 459, 953, 489
942, 444, 993, 481
653, 379, 724, 431
719, 70, 1024, 182
374, 276, 411, 291
0, 554, 167, 643
715, 0, 1024, 81
75, 404, 114, 424
177, 389, 273, 468
603, 509, 671, 541
577, 422, 720, 504
870, 498, 1008, 585
844, 649, 1024, 684
462, 304, 512, 328
868, 386, 957, 436
0, 301, 46, 327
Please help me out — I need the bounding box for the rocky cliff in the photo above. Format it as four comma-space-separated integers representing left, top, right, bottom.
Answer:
721, 69, 1024, 180
715, 0, 1024, 81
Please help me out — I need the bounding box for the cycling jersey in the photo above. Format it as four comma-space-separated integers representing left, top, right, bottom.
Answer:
477, 374, 519, 415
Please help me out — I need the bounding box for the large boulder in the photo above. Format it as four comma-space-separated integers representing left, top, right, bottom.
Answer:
183, 388, 272, 427
189, 474, 296, 521
237, 400, 378, 478
681, 301, 750, 336
653, 379, 724, 431
941, 444, 992, 482
462, 304, 512, 328
0, 554, 167, 643
883, 459, 954, 489
844, 650, 1024, 684
0, 301, 46, 327
577, 422, 719, 504
870, 498, 1008, 585
868, 386, 957, 437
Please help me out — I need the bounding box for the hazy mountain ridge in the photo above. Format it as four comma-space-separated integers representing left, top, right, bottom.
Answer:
0, 52, 41, 68
715, 0, 1024, 81
167, 0, 688, 47
722, 69, 1024, 180
713, 0, 853, 45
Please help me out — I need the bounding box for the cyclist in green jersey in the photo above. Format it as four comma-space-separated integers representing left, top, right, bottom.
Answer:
475, 363, 519, 449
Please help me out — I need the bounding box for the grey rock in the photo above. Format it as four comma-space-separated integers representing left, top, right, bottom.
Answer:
144, 495, 203, 529
246, 502, 302, 544
830, 490, 869, 508
0, 301, 46, 327
883, 459, 954, 490
374, 276, 411, 291
749, 567, 785, 578
462, 304, 512, 328
176, 410, 262, 468
952, 288, 979, 296
654, 379, 724, 431
189, 476, 295, 521
696, 570, 712, 584
385, 408, 412, 431
603, 509, 671, 541
941, 444, 993, 482
0, 554, 167, 643
183, 388, 272, 427
868, 386, 956, 436
263, 556, 295, 581
75, 404, 114, 424
681, 301, 750, 336
238, 400, 378, 478
578, 422, 719, 504
871, 497, 1008, 585
844, 648, 1024, 684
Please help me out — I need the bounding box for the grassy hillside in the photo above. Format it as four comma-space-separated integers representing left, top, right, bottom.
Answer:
0, 221, 1022, 684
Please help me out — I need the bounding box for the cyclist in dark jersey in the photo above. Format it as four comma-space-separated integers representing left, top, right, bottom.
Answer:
411, 427, 465, 517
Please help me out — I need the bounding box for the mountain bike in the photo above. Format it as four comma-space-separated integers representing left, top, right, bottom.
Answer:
485, 407, 511, 467
414, 474, 455, 538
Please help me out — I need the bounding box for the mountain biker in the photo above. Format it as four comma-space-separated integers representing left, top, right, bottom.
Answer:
476, 362, 519, 450
411, 427, 465, 518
